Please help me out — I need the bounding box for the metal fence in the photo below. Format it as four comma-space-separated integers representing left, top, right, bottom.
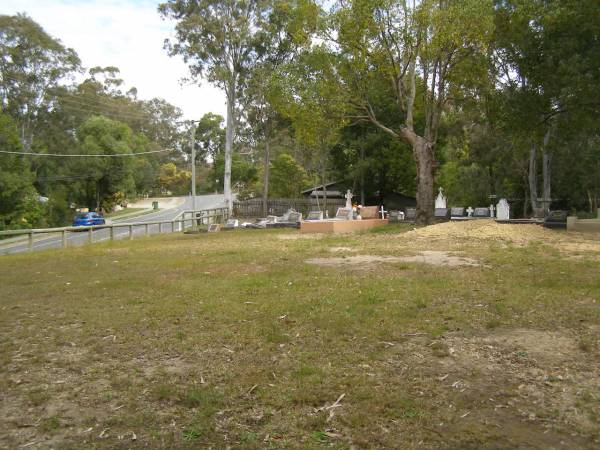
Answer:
233, 198, 346, 218
0, 207, 229, 254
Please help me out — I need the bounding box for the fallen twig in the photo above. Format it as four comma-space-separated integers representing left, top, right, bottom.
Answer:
316, 393, 346, 412
246, 384, 258, 396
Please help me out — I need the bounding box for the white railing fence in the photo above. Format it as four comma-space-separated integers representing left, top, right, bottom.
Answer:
0, 207, 229, 254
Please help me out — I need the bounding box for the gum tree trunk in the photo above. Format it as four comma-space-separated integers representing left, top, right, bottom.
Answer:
542, 151, 552, 214
541, 128, 552, 215
262, 130, 270, 216
529, 144, 540, 216
224, 78, 236, 214
360, 146, 365, 205
413, 137, 435, 225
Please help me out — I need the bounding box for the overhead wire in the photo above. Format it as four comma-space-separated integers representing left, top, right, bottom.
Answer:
1, 73, 192, 157
1, 72, 178, 122
0, 149, 175, 157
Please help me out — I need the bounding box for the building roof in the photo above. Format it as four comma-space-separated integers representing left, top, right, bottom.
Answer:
301, 181, 342, 195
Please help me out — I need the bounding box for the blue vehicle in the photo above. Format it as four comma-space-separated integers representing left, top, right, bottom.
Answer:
72, 212, 106, 227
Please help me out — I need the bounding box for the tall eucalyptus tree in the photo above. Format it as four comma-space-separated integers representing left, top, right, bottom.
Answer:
320, 0, 494, 223
159, 0, 272, 212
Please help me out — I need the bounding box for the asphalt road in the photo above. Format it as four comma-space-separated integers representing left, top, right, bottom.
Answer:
1, 194, 227, 255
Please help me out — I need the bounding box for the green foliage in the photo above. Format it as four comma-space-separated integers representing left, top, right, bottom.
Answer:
0, 13, 80, 150
156, 163, 191, 195
212, 153, 258, 193
71, 116, 136, 210
0, 15, 191, 226
194, 113, 225, 163
0, 113, 45, 230
268, 153, 310, 198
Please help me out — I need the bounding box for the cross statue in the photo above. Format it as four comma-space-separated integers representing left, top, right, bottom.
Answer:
380, 206, 387, 219
489, 204, 496, 218
344, 189, 353, 209
466, 206, 474, 217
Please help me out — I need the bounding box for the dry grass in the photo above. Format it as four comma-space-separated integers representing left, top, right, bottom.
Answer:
1, 223, 599, 449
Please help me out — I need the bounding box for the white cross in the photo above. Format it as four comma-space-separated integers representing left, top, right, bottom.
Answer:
380, 206, 387, 219
467, 206, 474, 217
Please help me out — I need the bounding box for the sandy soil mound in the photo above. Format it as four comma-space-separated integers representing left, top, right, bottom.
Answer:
404, 220, 558, 245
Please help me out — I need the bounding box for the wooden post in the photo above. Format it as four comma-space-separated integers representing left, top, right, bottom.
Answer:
159, 222, 163, 234
110, 226, 115, 241
62, 230, 67, 248
88, 227, 93, 244
129, 225, 133, 240
171, 220, 175, 232
145, 223, 149, 236
28, 231, 33, 252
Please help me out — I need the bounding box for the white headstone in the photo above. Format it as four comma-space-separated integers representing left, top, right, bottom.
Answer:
466, 206, 474, 217
489, 204, 495, 218
435, 187, 447, 209
379, 206, 387, 219
226, 218, 239, 228
496, 199, 510, 221
345, 190, 353, 209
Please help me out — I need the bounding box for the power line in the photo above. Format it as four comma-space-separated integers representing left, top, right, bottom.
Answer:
56, 97, 155, 120
0, 149, 177, 157
36, 174, 98, 181
1, 73, 182, 122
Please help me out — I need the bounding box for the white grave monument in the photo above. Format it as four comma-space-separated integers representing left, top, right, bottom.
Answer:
466, 206, 474, 218
379, 206, 387, 219
435, 187, 447, 209
496, 198, 510, 221
345, 190, 353, 209
489, 204, 496, 218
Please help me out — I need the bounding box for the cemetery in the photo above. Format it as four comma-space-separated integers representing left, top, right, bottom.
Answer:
224, 186, 578, 236
1, 1, 599, 448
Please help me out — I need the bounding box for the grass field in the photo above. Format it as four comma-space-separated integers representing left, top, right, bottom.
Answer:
1, 222, 599, 449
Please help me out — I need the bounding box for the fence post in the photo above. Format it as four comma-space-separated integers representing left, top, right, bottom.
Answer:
145, 223, 149, 236
159, 222, 162, 234
129, 225, 133, 240
62, 230, 67, 248
110, 226, 115, 241
28, 231, 33, 252
88, 227, 93, 244
171, 220, 175, 232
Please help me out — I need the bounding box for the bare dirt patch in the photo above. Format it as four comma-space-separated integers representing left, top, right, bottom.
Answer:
306, 250, 481, 268
328, 246, 358, 253
427, 328, 600, 442
276, 233, 323, 240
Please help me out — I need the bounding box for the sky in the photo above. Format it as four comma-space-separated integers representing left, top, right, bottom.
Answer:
0, 0, 226, 120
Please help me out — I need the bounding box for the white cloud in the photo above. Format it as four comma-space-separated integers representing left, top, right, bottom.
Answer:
0, 0, 226, 119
